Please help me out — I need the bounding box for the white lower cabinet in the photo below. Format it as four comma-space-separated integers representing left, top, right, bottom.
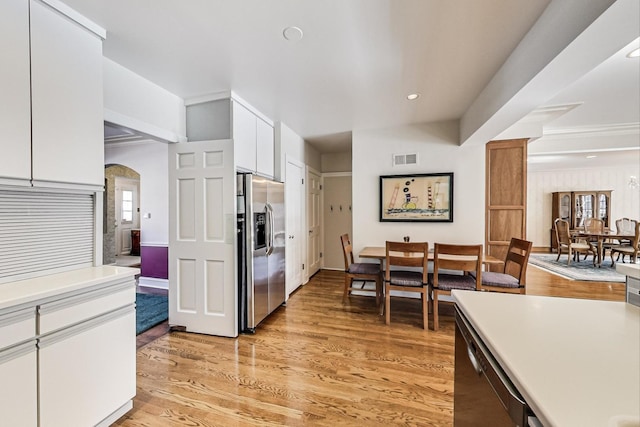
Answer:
39, 306, 136, 427
0, 268, 137, 427
0, 341, 37, 427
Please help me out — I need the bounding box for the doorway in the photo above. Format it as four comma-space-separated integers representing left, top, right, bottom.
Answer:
104, 164, 141, 267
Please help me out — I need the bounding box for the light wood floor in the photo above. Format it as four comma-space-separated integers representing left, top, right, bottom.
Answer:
116, 265, 625, 426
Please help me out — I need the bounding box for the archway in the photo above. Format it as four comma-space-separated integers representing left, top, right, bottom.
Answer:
104, 164, 141, 266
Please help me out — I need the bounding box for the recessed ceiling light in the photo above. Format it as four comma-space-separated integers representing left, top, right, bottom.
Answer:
627, 48, 640, 58
407, 93, 420, 101
283, 26, 303, 42
586, 155, 597, 159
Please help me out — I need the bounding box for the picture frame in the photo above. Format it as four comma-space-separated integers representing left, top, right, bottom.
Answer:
379, 173, 454, 222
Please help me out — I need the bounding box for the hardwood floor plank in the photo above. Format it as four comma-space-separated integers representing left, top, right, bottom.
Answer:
119, 267, 626, 426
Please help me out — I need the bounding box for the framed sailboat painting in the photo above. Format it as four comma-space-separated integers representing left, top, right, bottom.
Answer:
379, 173, 454, 222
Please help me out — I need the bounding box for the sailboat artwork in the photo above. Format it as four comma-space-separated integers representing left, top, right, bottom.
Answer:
379, 173, 454, 222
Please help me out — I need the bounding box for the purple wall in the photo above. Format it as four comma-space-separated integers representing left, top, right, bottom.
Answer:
140, 245, 168, 279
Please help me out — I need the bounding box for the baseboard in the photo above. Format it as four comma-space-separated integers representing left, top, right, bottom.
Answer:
138, 277, 168, 289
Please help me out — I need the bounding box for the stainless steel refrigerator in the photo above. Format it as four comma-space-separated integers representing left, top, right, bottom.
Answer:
237, 173, 286, 333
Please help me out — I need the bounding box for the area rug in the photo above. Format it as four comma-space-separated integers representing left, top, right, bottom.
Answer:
528, 254, 625, 283
136, 293, 168, 335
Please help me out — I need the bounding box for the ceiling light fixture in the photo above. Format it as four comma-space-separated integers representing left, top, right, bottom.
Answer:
586, 155, 597, 159
407, 93, 420, 101
627, 48, 640, 58
283, 26, 303, 42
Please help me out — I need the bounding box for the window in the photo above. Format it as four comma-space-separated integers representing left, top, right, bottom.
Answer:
122, 190, 133, 222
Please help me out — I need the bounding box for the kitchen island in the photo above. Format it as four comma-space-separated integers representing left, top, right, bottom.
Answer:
452, 290, 640, 427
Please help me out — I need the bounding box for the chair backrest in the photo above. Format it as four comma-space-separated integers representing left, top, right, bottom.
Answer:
555, 218, 571, 246
632, 222, 640, 249
340, 234, 355, 270
616, 218, 637, 235
385, 241, 429, 283
584, 217, 604, 233
502, 237, 533, 285
433, 243, 483, 289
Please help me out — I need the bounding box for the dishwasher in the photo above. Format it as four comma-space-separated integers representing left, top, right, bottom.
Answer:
454, 306, 542, 427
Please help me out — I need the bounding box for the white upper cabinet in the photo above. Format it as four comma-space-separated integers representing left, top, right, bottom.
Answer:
232, 101, 258, 173
256, 117, 275, 178
0, 0, 31, 186
30, 0, 105, 189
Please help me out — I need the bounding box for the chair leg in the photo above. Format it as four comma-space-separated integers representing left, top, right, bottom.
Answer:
385, 282, 391, 325
421, 290, 428, 330
433, 291, 439, 331
376, 275, 384, 316
343, 276, 351, 303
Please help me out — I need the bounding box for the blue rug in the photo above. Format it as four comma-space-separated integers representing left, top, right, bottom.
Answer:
529, 254, 625, 283
136, 293, 168, 335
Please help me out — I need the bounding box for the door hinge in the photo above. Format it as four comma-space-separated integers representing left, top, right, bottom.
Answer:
320, 252, 323, 258
302, 178, 304, 184
319, 184, 323, 190
302, 263, 305, 270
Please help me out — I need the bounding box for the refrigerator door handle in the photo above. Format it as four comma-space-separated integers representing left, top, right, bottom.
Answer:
266, 203, 274, 256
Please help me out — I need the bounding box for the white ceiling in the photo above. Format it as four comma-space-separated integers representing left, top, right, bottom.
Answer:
64, 0, 639, 165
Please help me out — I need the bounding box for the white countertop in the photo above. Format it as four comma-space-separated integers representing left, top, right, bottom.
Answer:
0, 266, 140, 311
452, 291, 640, 427
616, 263, 640, 279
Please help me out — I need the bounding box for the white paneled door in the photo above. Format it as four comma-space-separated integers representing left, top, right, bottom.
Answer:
169, 139, 237, 337
307, 168, 322, 276
285, 158, 304, 297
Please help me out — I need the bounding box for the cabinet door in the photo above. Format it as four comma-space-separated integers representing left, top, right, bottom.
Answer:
233, 101, 257, 172
30, 0, 104, 188
0, 0, 31, 185
256, 118, 275, 177
0, 342, 37, 427
39, 307, 135, 427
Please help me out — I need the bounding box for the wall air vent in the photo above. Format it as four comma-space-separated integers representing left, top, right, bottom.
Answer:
393, 153, 418, 166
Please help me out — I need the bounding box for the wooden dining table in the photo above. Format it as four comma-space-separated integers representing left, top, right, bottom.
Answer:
572, 230, 634, 267
358, 246, 504, 266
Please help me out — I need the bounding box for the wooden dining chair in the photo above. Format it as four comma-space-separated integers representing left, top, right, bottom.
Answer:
475, 237, 532, 294
614, 218, 638, 262
554, 218, 595, 265
340, 234, 382, 311
610, 221, 640, 266
431, 243, 482, 331
384, 241, 429, 329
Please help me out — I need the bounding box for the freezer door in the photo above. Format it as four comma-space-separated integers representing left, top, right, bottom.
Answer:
267, 180, 286, 312
248, 176, 270, 328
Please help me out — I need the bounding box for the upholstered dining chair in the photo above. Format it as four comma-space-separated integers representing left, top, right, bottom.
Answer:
614, 218, 638, 262
610, 221, 640, 266
340, 234, 383, 311
554, 218, 595, 265
474, 237, 532, 294
430, 243, 482, 331
384, 241, 429, 329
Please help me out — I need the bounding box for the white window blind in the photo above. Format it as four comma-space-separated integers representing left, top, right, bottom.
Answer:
0, 190, 95, 284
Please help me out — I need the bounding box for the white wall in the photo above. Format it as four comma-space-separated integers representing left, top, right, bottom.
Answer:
528, 164, 640, 248
352, 121, 485, 257
103, 58, 186, 142
104, 141, 169, 246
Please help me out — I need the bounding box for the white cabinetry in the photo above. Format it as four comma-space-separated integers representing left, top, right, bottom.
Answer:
233, 101, 258, 173
233, 100, 275, 177
0, 0, 105, 190
0, 308, 37, 427
256, 117, 275, 178
0, 0, 31, 185
0, 267, 138, 427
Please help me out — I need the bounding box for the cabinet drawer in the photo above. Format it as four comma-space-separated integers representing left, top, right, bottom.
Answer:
0, 307, 36, 350
38, 282, 135, 335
